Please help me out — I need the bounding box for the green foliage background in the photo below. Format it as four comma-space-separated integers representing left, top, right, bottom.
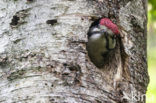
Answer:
147, 0, 156, 102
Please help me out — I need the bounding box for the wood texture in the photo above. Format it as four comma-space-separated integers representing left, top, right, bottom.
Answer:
0, 0, 148, 103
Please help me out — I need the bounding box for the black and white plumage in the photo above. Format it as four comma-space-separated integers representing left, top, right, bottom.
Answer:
87, 19, 118, 68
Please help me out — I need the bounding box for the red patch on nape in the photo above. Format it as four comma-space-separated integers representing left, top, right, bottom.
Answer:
100, 18, 119, 35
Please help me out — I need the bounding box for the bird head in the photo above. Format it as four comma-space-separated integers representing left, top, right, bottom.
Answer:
99, 18, 119, 35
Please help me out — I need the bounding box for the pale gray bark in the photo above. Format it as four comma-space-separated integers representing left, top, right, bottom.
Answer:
0, 0, 148, 103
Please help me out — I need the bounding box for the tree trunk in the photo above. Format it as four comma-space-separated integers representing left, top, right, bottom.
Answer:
0, 0, 148, 103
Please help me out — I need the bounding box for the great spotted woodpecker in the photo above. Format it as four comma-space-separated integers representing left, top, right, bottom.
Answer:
87, 18, 120, 68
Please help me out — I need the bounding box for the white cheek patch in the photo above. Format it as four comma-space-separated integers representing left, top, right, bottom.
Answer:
91, 27, 100, 32
90, 33, 101, 40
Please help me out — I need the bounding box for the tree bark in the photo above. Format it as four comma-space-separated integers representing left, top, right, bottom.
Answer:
0, 0, 148, 103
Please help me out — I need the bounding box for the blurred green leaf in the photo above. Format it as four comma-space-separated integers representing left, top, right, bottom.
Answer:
147, 1, 156, 103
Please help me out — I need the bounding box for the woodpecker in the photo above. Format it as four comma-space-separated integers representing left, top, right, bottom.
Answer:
87, 18, 120, 68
